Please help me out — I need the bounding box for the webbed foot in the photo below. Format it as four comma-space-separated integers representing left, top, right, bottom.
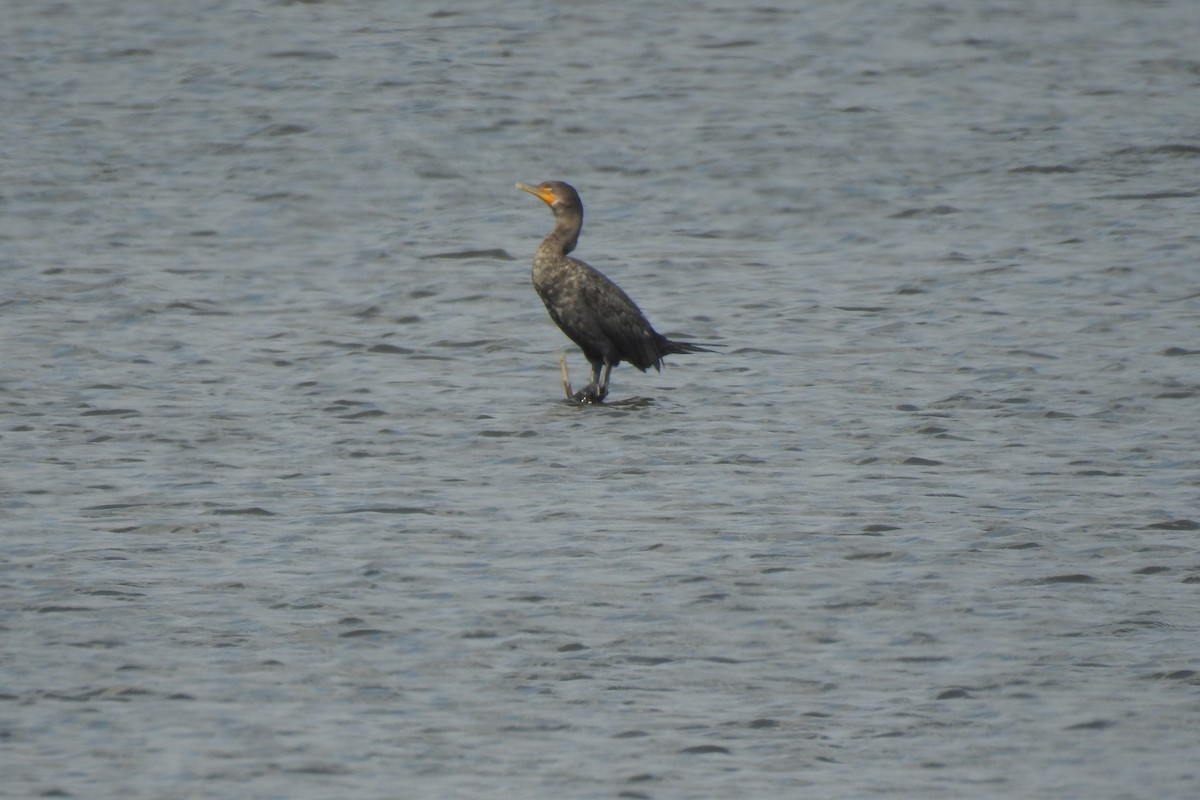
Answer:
572, 382, 608, 404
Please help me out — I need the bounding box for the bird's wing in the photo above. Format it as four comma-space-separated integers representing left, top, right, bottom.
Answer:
574, 260, 663, 371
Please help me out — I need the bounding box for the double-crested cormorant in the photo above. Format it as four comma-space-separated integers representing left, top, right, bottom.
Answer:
516, 180, 713, 403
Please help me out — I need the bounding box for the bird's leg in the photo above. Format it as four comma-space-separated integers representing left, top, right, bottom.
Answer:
559, 352, 574, 400
587, 361, 610, 402
597, 363, 612, 400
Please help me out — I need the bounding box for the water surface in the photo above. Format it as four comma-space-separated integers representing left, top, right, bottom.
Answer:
2, 2, 1199, 798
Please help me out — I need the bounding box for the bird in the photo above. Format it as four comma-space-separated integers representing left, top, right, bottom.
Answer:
515, 180, 714, 403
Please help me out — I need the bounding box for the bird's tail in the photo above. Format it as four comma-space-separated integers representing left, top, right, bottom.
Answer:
662, 338, 722, 356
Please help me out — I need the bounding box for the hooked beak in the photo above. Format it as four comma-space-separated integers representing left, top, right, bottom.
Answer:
516, 181, 557, 205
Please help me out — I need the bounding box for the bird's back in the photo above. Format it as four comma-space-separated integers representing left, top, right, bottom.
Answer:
533, 249, 664, 372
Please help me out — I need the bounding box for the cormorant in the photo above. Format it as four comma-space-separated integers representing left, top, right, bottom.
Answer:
516, 180, 712, 403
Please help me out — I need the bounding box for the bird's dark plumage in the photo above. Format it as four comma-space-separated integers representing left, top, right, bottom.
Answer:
516, 180, 712, 403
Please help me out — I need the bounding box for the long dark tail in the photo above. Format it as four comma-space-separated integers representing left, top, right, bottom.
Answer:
661, 337, 721, 356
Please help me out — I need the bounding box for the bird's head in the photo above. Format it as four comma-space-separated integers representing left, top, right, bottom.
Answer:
516, 180, 582, 218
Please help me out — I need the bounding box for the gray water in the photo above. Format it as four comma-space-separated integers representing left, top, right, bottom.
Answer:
2, 1, 1199, 798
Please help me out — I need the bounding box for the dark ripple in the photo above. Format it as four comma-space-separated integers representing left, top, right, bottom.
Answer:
1009, 164, 1076, 174
421, 249, 516, 260
1025, 574, 1098, 585
1143, 519, 1199, 530
679, 744, 733, 755
209, 507, 276, 516
335, 506, 435, 515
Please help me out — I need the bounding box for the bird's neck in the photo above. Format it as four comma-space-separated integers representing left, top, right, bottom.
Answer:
549, 212, 582, 256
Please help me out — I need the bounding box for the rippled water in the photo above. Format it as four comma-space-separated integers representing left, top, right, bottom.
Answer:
3, 2, 1199, 798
